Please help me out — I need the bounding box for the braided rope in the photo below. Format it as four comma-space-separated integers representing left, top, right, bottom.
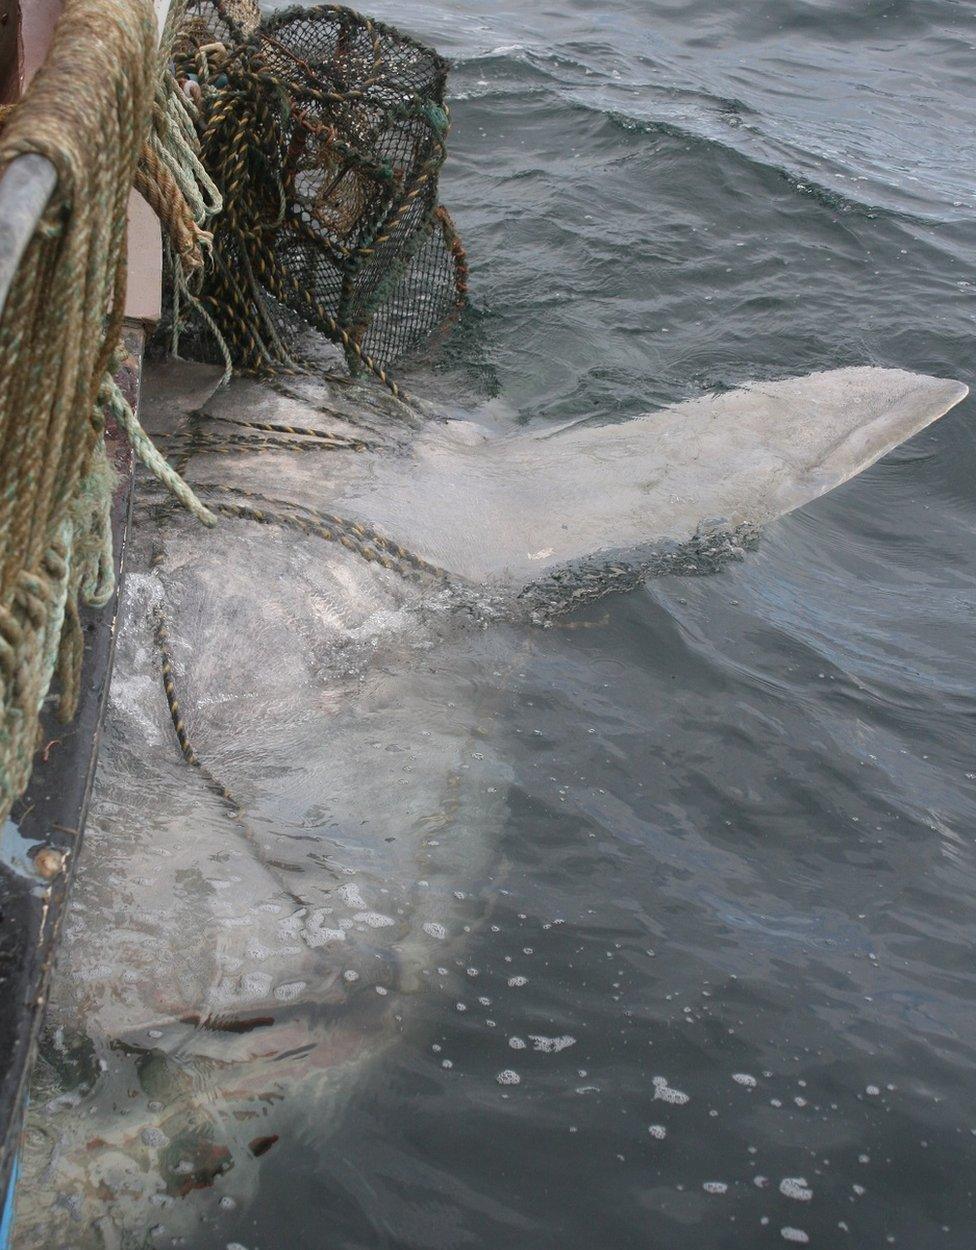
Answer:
0, 0, 158, 820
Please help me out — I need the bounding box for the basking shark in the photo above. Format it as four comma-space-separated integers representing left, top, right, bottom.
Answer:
14, 363, 966, 1246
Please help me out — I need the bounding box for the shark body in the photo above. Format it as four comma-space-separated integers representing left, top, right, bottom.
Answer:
13, 362, 967, 1246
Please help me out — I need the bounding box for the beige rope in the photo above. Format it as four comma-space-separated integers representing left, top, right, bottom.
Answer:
0, 0, 157, 819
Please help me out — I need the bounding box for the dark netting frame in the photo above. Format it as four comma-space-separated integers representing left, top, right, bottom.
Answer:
173, 1, 468, 390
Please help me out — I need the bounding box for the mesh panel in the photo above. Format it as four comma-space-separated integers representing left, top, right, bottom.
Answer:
174, 1, 467, 386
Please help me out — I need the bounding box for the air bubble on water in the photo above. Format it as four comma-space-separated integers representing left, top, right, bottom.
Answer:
375, 986, 388, 996
148, 1029, 162, 1040
437, 967, 449, 976
141, 1127, 168, 1148
219, 1197, 236, 1210
302, 911, 346, 948
478, 997, 491, 1007
239, 972, 273, 998
509, 1037, 526, 1049
466, 968, 479, 977
754, 1176, 768, 1188
343, 970, 359, 982
779, 1178, 813, 1202
442, 1059, 453, 1069
780, 1229, 809, 1244
354, 911, 395, 928
273, 981, 306, 1003
652, 1078, 689, 1105
530, 1035, 576, 1053
852, 1184, 865, 1196
508, 975, 528, 987
733, 1073, 757, 1088
456, 1002, 467, 1012
865, 1085, 880, 1096
423, 922, 447, 940
648, 1125, 667, 1139
338, 883, 366, 909
703, 1182, 728, 1194
497, 1069, 521, 1086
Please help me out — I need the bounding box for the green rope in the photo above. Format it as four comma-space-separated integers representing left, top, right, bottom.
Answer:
35, 521, 72, 713
99, 374, 217, 526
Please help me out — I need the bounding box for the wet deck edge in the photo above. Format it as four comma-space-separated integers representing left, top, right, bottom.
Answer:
0, 326, 142, 1226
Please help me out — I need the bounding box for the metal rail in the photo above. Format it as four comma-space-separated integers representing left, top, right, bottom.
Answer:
0, 153, 58, 321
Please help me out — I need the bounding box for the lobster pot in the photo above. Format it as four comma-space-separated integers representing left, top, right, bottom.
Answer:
179, 1, 468, 376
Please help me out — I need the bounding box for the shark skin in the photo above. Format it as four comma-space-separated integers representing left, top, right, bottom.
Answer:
13, 362, 967, 1247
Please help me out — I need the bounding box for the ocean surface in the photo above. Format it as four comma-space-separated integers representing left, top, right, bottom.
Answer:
18, 1, 976, 1247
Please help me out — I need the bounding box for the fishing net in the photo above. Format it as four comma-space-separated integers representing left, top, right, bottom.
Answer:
171, 1, 468, 391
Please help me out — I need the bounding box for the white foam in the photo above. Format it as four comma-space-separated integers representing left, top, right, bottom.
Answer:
273, 981, 307, 1003
652, 1077, 690, 1106
496, 1069, 521, 1086
781, 1230, 809, 1244
239, 972, 272, 998
423, 922, 447, 940
779, 1178, 813, 1202
529, 1034, 576, 1053
338, 883, 366, 909
354, 911, 396, 928
302, 911, 347, 948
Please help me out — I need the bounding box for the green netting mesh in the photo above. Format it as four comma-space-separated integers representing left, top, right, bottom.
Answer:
172, 1, 468, 389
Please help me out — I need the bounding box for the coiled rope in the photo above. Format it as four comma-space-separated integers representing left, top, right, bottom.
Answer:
0, 0, 157, 821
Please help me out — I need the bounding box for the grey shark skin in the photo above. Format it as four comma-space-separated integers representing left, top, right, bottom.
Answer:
14, 364, 966, 1247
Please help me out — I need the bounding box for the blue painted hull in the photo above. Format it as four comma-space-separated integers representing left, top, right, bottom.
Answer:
0, 1150, 17, 1250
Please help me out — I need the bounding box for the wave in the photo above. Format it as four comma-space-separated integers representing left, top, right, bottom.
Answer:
447, 40, 974, 227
